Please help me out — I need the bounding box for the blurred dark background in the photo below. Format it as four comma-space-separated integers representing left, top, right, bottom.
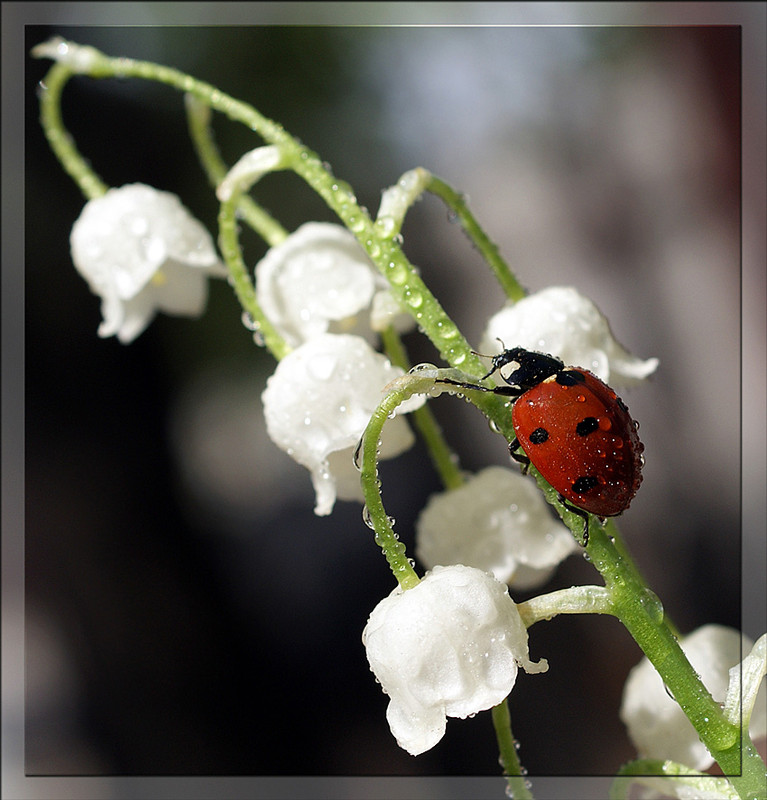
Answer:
17, 17, 757, 784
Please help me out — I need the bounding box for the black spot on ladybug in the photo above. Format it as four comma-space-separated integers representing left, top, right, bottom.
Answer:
529, 427, 549, 444
572, 475, 599, 494
556, 369, 586, 387
575, 416, 599, 437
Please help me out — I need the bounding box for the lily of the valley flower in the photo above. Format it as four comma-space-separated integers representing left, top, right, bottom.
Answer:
363, 564, 548, 756
255, 222, 413, 348
620, 624, 767, 771
261, 333, 423, 516
70, 183, 226, 343
416, 466, 579, 590
481, 286, 658, 386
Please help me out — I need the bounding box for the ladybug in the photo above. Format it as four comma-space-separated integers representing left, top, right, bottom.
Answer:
440, 347, 644, 544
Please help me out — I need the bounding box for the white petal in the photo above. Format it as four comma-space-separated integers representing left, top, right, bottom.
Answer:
70, 184, 223, 342
416, 466, 578, 587
255, 222, 379, 348
481, 286, 658, 386
363, 564, 547, 755
261, 333, 417, 515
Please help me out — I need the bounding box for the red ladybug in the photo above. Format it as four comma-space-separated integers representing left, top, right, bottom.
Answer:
440, 347, 644, 544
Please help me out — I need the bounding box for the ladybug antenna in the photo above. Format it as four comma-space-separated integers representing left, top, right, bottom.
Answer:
470, 338, 507, 361
471, 340, 512, 381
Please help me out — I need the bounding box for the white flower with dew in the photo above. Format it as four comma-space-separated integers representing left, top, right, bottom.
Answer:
261, 333, 424, 516
481, 286, 658, 386
70, 183, 226, 343
255, 222, 412, 348
620, 624, 767, 771
362, 564, 548, 756
416, 466, 579, 590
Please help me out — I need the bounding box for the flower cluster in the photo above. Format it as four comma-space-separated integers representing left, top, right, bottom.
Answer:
35, 38, 766, 793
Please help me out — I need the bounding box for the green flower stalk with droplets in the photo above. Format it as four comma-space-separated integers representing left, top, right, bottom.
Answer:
32, 38, 766, 799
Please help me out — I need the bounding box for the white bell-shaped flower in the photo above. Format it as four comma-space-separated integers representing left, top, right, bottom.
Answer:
416, 466, 579, 590
363, 564, 548, 756
620, 624, 767, 771
255, 222, 412, 348
481, 286, 658, 386
261, 333, 423, 516
70, 183, 226, 343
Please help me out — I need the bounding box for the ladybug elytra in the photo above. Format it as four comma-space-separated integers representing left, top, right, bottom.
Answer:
439, 347, 644, 544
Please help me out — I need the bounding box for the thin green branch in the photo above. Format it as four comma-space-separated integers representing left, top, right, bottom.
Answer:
380, 327, 464, 491
37, 63, 108, 200
517, 585, 615, 627
492, 699, 534, 800
358, 370, 452, 589
184, 94, 289, 247
427, 175, 526, 302
32, 38, 485, 380
217, 193, 291, 361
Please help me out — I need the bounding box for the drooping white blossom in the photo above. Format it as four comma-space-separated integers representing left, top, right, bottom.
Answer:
70, 183, 226, 343
620, 624, 767, 771
416, 466, 579, 590
261, 333, 423, 515
480, 286, 658, 386
254, 222, 412, 348
363, 564, 548, 756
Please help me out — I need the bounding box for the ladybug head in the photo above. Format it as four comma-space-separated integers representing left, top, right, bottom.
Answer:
483, 346, 564, 391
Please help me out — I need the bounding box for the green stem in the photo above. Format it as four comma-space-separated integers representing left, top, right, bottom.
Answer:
517, 585, 615, 627
381, 327, 464, 490
588, 523, 766, 798
427, 175, 526, 302
38, 63, 108, 199
218, 194, 291, 360
33, 39, 487, 380
358, 371, 447, 589
438, 381, 766, 797
376, 169, 526, 303
491, 699, 534, 800
184, 94, 289, 247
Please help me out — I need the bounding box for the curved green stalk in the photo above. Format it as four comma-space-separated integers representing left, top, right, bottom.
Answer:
436, 381, 766, 796
31, 38, 488, 381
357, 372, 437, 589
427, 175, 526, 302
380, 326, 464, 490
37, 62, 108, 200
184, 94, 289, 247
217, 192, 291, 360
517, 585, 615, 627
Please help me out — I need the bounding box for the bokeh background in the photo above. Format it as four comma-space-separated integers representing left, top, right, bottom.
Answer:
5, 3, 765, 799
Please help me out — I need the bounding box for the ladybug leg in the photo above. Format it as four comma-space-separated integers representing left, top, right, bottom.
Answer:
435, 378, 521, 397
508, 438, 531, 475
556, 494, 590, 547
